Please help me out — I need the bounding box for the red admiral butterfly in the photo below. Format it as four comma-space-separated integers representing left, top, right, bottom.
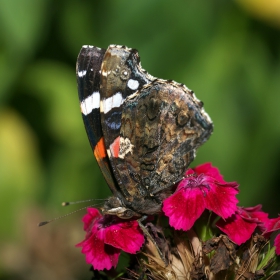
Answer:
76, 45, 213, 219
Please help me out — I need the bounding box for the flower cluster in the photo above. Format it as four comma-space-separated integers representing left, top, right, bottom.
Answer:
77, 163, 280, 277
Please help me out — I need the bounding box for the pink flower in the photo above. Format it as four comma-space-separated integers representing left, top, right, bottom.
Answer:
264, 216, 280, 255
216, 205, 269, 245
163, 163, 239, 231
76, 208, 144, 270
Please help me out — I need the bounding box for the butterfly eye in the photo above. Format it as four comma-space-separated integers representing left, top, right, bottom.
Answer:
122, 209, 136, 219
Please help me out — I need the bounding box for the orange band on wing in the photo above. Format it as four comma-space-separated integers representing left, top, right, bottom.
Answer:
94, 137, 107, 160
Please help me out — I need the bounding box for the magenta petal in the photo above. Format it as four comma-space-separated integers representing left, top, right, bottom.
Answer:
245, 208, 270, 223
216, 214, 257, 245
274, 234, 280, 255
194, 163, 225, 182
238, 206, 269, 233
265, 216, 280, 233
205, 183, 238, 219
185, 168, 196, 176
242, 205, 263, 212
77, 232, 120, 270
104, 220, 144, 253
163, 187, 205, 231
82, 208, 102, 231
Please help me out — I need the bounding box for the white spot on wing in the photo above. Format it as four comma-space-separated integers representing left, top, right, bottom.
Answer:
102, 92, 124, 114
127, 79, 139, 90
78, 70, 87, 77
80, 91, 100, 115
82, 45, 98, 50
119, 137, 134, 159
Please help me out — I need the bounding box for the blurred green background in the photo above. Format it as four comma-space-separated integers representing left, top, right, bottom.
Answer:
0, 0, 280, 279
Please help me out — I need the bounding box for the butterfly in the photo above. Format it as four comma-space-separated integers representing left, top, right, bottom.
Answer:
76, 44, 213, 219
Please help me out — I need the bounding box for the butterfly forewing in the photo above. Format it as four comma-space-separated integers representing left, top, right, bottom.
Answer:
76, 45, 117, 194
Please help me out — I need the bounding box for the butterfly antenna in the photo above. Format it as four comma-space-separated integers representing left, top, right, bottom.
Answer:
62, 198, 107, 206
38, 206, 92, 227
38, 200, 106, 227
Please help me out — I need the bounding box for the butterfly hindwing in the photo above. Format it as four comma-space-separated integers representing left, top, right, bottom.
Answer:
115, 80, 213, 215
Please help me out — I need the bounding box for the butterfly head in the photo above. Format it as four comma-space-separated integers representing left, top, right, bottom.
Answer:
102, 196, 141, 219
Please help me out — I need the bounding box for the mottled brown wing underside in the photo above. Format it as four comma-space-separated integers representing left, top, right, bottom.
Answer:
116, 80, 213, 213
